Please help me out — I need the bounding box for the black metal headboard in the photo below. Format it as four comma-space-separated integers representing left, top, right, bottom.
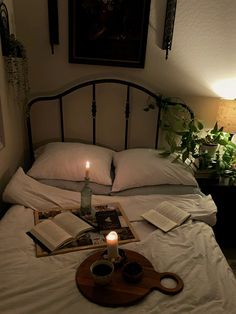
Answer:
26, 78, 194, 162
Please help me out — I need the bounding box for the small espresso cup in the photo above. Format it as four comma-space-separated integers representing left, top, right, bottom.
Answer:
90, 259, 114, 286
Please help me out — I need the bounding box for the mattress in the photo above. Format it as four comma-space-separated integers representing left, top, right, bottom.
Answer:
1, 172, 236, 314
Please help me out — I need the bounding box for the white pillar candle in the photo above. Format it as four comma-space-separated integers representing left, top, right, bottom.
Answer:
85, 161, 90, 178
106, 231, 119, 260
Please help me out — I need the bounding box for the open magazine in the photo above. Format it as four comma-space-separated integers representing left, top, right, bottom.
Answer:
28, 211, 93, 251
142, 201, 191, 232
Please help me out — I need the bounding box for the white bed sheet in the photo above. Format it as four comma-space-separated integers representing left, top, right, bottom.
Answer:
1, 170, 236, 314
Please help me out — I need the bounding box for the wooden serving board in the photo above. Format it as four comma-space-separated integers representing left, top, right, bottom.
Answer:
75, 249, 184, 307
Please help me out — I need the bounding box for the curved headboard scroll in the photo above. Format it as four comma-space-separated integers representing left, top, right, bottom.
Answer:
26, 78, 194, 162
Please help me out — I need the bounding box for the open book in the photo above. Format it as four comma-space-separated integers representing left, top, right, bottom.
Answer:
28, 211, 94, 251
141, 201, 191, 232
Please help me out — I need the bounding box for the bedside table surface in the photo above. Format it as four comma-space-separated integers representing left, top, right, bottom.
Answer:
196, 178, 236, 249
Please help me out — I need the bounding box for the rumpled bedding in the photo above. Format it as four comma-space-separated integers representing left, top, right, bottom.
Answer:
1, 168, 236, 314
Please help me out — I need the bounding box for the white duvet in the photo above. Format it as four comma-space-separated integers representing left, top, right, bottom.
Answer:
1, 168, 236, 314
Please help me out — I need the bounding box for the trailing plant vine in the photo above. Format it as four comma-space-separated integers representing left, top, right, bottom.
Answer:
4, 34, 30, 111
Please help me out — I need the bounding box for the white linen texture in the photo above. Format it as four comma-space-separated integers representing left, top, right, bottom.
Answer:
112, 148, 198, 192
27, 142, 114, 186
1, 170, 236, 314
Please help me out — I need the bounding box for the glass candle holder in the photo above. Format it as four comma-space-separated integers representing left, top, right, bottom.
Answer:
80, 177, 92, 215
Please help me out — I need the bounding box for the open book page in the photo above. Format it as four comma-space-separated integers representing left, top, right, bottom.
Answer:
142, 209, 177, 232
156, 201, 191, 225
142, 202, 191, 232
29, 220, 73, 251
53, 212, 93, 238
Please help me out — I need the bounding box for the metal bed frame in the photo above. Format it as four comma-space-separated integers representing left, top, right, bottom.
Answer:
26, 78, 194, 162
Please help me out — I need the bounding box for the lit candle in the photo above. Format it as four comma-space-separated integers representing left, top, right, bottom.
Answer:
85, 161, 90, 179
106, 231, 119, 260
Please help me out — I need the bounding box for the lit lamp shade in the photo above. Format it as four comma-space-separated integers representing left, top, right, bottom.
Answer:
217, 101, 236, 134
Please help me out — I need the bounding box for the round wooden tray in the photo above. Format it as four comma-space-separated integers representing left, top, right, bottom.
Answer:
75, 249, 184, 307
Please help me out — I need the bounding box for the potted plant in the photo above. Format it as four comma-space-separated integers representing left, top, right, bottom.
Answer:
214, 139, 236, 185
144, 96, 236, 180
199, 123, 229, 155
145, 96, 199, 163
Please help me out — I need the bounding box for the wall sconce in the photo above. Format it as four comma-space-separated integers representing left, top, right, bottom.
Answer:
162, 0, 177, 59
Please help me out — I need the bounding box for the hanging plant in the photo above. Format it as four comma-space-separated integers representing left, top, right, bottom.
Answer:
4, 34, 30, 111
0, 2, 29, 110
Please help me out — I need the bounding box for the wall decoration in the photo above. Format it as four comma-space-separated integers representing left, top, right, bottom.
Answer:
47, 0, 59, 54
162, 0, 177, 59
0, 2, 30, 110
68, 0, 151, 68
4, 34, 30, 109
0, 1, 10, 56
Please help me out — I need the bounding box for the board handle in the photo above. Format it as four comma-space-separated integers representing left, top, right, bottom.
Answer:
153, 272, 184, 295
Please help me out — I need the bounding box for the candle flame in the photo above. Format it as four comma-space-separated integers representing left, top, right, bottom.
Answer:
86, 161, 90, 169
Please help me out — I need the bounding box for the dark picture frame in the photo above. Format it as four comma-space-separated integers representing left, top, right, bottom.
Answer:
68, 0, 151, 68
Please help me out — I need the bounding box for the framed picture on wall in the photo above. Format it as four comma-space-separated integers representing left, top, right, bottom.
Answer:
68, 0, 151, 68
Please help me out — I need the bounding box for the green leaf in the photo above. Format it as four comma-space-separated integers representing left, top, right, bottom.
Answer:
197, 121, 204, 130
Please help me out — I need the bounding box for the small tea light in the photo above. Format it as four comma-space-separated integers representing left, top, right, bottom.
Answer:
106, 231, 119, 260
85, 161, 90, 178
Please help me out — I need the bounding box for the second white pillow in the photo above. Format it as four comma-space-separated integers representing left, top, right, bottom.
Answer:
112, 148, 197, 192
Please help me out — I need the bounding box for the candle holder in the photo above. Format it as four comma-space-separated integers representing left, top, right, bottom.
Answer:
80, 177, 92, 215
101, 248, 127, 268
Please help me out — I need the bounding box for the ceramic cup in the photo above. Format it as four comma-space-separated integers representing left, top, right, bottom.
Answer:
122, 261, 143, 283
90, 259, 114, 286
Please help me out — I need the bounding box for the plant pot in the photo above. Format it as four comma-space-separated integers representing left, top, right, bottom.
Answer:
219, 176, 230, 185
200, 144, 218, 157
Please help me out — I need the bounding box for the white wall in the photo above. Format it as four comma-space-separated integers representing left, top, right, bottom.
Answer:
0, 0, 28, 212
12, 0, 231, 129
0, 0, 232, 210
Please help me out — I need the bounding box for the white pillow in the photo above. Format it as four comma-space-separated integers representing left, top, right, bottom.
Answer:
28, 142, 114, 186
112, 148, 198, 192
3, 167, 81, 210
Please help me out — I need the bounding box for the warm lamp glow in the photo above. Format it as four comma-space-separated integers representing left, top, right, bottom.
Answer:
212, 78, 236, 100
217, 101, 236, 134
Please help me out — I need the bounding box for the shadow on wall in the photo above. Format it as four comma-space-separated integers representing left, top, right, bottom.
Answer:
0, 168, 11, 219
0, 97, 5, 151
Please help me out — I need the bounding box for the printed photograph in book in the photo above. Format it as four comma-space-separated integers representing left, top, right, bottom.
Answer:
95, 209, 121, 231
30, 202, 139, 257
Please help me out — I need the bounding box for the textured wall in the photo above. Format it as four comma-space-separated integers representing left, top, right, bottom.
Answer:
0, 0, 28, 214
12, 0, 236, 128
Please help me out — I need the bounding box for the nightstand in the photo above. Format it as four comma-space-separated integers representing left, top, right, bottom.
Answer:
197, 178, 236, 248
